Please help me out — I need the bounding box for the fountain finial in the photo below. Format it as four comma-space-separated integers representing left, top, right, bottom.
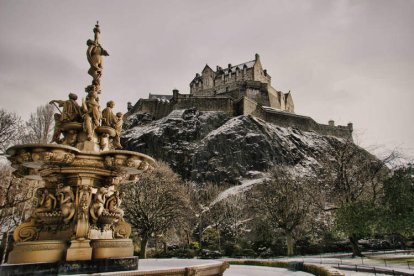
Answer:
86, 21, 108, 93
93, 21, 100, 43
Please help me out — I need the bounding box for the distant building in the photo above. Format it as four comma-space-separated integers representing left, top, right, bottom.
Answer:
127, 54, 352, 139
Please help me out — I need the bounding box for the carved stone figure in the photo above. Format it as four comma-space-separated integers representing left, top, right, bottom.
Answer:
49, 93, 81, 123
78, 185, 93, 220
90, 186, 108, 223
76, 185, 93, 239
51, 113, 62, 143
86, 22, 109, 90
62, 129, 77, 146
82, 90, 101, 140
33, 189, 57, 217
113, 112, 123, 149
101, 101, 116, 127
105, 191, 125, 217
57, 185, 75, 224
100, 133, 109, 150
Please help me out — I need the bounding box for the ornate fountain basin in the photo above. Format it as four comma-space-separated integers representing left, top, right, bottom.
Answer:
6, 144, 156, 181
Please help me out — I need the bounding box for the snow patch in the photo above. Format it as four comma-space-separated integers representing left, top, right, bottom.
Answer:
210, 177, 267, 206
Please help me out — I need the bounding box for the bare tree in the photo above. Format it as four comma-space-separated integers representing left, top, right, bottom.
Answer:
22, 104, 55, 144
212, 194, 248, 242
319, 138, 390, 257
250, 167, 319, 256
190, 182, 229, 249
0, 109, 24, 154
0, 165, 37, 263
121, 162, 191, 258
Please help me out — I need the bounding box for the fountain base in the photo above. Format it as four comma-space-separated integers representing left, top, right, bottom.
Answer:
7, 240, 67, 264
0, 256, 138, 276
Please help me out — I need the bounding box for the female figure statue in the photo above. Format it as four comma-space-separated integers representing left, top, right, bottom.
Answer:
90, 186, 108, 223
33, 189, 57, 217
57, 185, 75, 224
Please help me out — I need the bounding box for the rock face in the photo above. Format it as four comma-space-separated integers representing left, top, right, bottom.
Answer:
122, 109, 351, 184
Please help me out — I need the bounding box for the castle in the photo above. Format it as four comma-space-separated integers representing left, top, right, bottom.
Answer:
127, 54, 353, 139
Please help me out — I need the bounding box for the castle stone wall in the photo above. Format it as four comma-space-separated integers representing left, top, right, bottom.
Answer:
240, 96, 259, 116
263, 109, 317, 131
174, 97, 234, 115
261, 107, 352, 139
130, 99, 172, 120
267, 86, 281, 109
318, 123, 353, 139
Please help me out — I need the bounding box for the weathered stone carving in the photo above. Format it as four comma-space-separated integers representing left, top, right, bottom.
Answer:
33, 188, 57, 218
105, 191, 125, 217
101, 101, 116, 127
114, 112, 123, 149
90, 186, 108, 223
49, 93, 82, 123
82, 90, 102, 141
51, 113, 63, 143
57, 185, 75, 224
86, 21, 109, 91
113, 220, 132, 239
76, 185, 93, 239
13, 219, 38, 242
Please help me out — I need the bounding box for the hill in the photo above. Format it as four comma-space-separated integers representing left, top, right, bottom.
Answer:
122, 108, 361, 185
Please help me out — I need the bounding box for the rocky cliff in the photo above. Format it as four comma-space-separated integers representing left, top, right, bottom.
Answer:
122, 109, 354, 184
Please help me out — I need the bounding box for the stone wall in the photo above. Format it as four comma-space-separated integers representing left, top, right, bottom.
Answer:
127, 95, 351, 140
174, 97, 234, 115
128, 99, 172, 120
261, 107, 352, 139
237, 97, 352, 139
213, 67, 254, 88
267, 86, 281, 109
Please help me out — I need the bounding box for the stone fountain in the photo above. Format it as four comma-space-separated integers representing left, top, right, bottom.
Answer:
2, 22, 156, 274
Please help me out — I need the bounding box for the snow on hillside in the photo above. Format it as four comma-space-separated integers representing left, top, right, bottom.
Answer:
122, 109, 366, 184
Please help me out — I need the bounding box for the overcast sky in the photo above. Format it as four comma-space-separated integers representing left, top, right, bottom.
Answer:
0, 0, 413, 159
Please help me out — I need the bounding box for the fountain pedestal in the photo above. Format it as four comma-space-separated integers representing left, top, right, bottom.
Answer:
66, 240, 92, 261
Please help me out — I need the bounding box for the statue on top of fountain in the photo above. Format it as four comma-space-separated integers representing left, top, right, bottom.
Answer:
86, 21, 109, 93
49, 22, 123, 151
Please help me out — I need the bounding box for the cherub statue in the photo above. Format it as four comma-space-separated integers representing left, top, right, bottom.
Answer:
57, 184, 75, 224
90, 186, 108, 223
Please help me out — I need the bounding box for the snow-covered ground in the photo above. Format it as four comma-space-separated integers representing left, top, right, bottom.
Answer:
225, 264, 312, 275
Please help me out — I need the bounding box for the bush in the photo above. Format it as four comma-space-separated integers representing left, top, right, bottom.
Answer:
189, 241, 200, 250
223, 241, 241, 257
240, 248, 257, 258
198, 249, 222, 259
